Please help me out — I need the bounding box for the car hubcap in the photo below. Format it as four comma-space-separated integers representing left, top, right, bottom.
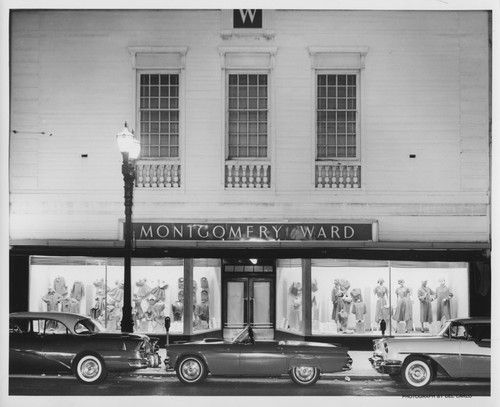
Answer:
80, 359, 100, 379
182, 360, 201, 380
408, 364, 427, 384
296, 367, 315, 381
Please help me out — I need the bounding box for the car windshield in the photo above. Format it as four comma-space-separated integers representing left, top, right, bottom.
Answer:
232, 325, 254, 344
74, 317, 107, 334
438, 321, 452, 337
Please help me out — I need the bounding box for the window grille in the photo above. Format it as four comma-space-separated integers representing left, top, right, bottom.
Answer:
139, 73, 180, 158
227, 73, 268, 159
316, 74, 357, 159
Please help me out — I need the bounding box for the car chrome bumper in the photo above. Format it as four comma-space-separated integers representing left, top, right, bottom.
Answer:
129, 352, 161, 369
369, 355, 402, 375
342, 356, 353, 371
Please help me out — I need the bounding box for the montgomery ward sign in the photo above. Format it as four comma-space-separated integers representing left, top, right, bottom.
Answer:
133, 222, 375, 242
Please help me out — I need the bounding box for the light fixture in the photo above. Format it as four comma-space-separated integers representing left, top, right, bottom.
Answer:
116, 122, 140, 333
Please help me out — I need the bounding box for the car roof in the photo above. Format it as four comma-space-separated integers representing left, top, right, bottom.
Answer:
10, 311, 89, 326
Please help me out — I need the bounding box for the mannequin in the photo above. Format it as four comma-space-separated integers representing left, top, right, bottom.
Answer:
172, 291, 184, 322
288, 282, 302, 331
417, 280, 435, 331
394, 279, 413, 332
350, 288, 366, 333
132, 294, 145, 330
373, 278, 389, 323
435, 278, 453, 321
331, 280, 344, 323
311, 279, 319, 329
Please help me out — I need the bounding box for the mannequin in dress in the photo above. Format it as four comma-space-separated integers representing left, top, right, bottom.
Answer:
435, 278, 453, 322
417, 280, 435, 332
394, 279, 413, 332
373, 278, 389, 324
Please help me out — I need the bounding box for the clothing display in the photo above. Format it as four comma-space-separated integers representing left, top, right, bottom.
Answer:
42, 289, 62, 311
373, 279, 389, 322
70, 281, 85, 301
417, 281, 435, 323
394, 281, 413, 330
151, 281, 168, 302
435, 280, 453, 321
53, 276, 68, 297
351, 300, 366, 321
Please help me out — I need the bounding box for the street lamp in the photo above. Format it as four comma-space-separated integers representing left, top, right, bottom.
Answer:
117, 122, 140, 333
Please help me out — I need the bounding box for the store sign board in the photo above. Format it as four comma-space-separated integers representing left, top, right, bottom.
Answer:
133, 222, 375, 242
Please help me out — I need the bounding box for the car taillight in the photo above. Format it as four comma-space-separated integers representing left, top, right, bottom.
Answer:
384, 343, 388, 353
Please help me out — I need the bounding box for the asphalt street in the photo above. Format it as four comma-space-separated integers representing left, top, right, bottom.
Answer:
8, 374, 490, 397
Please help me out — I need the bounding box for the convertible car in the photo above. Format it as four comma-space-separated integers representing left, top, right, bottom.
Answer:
9, 311, 161, 384
165, 325, 352, 385
369, 317, 491, 389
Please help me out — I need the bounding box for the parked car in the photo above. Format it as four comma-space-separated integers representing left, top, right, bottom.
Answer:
369, 317, 491, 389
9, 311, 161, 384
165, 324, 352, 385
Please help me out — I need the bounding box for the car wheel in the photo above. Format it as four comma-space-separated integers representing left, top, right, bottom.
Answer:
402, 357, 433, 389
74, 354, 108, 384
290, 366, 320, 385
176, 356, 207, 384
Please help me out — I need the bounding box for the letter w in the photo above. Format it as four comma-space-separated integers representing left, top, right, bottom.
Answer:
239, 9, 257, 23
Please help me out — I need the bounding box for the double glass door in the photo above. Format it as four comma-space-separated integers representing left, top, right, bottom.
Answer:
224, 277, 274, 330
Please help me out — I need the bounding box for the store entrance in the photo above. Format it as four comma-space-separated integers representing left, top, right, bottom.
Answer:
222, 259, 275, 339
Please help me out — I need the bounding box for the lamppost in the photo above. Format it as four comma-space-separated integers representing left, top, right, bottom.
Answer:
116, 122, 140, 333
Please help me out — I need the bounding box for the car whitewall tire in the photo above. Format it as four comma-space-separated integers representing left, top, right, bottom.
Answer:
402, 357, 433, 389
290, 366, 320, 385
176, 356, 207, 384
75, 354, 108, 384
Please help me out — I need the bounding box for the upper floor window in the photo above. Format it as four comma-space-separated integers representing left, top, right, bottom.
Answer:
227, 73, 268, 159
316, 73, 358, 159
129, 47, 187, 188
139, 73, 180, 158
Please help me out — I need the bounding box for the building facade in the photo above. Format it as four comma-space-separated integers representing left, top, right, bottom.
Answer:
9, 9, 491, 347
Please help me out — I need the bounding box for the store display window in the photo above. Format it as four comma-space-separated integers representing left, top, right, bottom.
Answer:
310, 259, 469, 336
276, 259, 304, 335
389, 262, 468, 335
131, 258, 184, 334
192, 259, 222, 333
311, 259, 389, 335
29, 256, 186, 334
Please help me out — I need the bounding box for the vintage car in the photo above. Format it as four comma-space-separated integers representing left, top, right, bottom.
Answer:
165, 324, 352, 385
369, 317, 491, 389
9, 311, 161, 384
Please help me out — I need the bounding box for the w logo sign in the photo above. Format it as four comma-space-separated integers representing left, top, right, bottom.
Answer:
233, 9, 262, 28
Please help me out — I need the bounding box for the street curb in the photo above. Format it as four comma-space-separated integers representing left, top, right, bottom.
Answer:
130, 370, 392, 381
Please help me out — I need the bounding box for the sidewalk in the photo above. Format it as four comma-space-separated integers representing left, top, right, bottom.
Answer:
135, 349, 388, 380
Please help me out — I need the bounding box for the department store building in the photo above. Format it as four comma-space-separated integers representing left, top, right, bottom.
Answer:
9, 9, 492, 347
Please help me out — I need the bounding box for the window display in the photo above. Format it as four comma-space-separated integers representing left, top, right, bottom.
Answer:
276, 259, 304, 334
29, 256, 221, 335
131, 258, 183, 334
192, 259, 222, 333
311, 260, 468, 336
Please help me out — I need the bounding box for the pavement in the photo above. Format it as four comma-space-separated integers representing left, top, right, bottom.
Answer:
135, 349, 388, 380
